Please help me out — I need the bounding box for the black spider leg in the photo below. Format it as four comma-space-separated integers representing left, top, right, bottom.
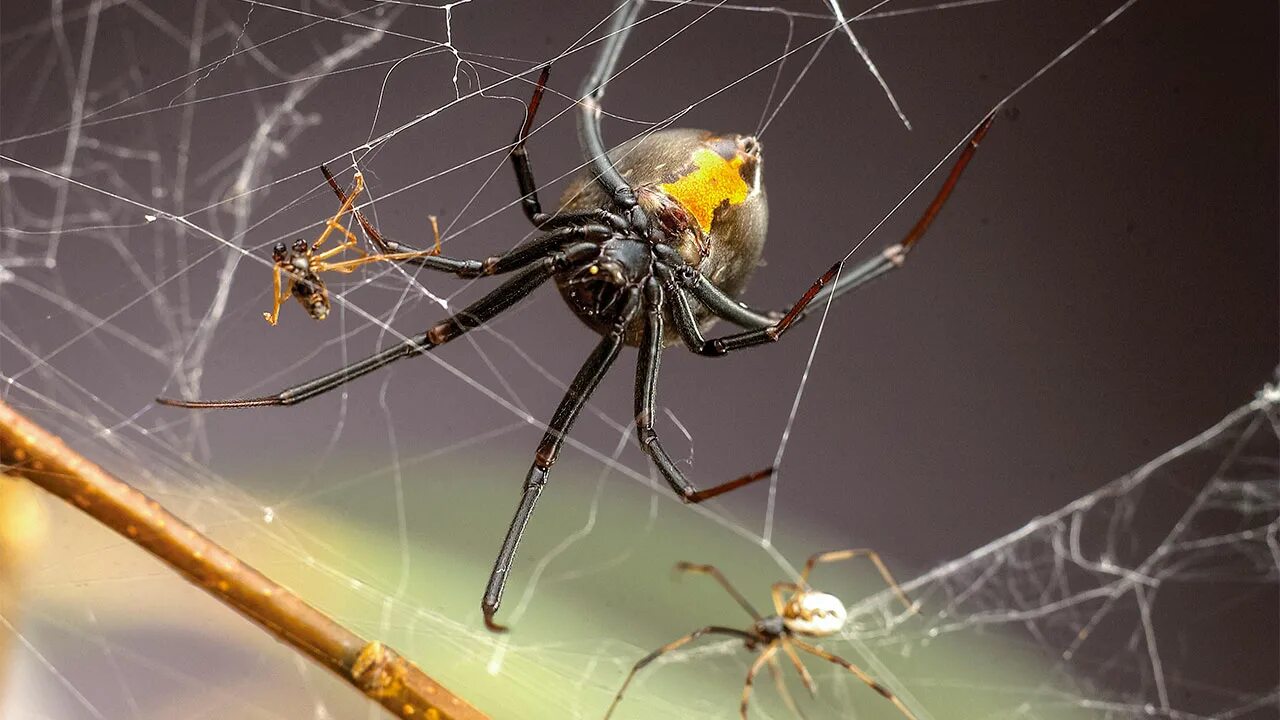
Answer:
156, 244, 599, 409
578, 0, 647, 226
603, 625, 759, 720
482, 287, 642, 632
508, 67, 630, 232
665, 110, 998, 342
511, 65, 555, 227
635, 278, 773, 501
320, 164, 611, 278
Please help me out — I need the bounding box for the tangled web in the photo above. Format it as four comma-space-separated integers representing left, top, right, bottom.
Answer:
1, 1, 1274, 719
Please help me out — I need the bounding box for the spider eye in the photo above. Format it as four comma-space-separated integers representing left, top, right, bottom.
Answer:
292, 238, 308, 253
271, 242, 288, 262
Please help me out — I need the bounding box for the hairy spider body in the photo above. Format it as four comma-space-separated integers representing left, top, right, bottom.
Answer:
558, 129, 767, 345
605, 550, 919, 720
158, 1, 995, 632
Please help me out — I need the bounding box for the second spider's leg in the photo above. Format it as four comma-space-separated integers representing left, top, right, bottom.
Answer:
634, 278, 772, 502
482, 287, 641, 632
262, 265, 290, 326
674, 561, 761, 620
157, 244, 597, 408
603, 625, 758, 720
791, 639, 918, 720
800, 549, 916, 612
321, 165, 611, 279
766, 653, 807, 719
779, 637, 817, 696
740, 641, 780, 720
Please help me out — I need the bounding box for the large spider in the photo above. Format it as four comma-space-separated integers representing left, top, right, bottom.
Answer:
604, 549, 920, 719
157, 2, 994, 631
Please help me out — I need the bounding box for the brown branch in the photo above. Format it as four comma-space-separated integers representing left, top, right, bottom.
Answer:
0, 475, 45, 700
0, 398, 490, 720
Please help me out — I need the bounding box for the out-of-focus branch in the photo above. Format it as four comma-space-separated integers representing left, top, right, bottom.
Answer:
0, 399, 489, 720
0, 475, 47, 700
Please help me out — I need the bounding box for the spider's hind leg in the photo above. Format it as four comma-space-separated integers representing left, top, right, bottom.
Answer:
635, 278, 772, 502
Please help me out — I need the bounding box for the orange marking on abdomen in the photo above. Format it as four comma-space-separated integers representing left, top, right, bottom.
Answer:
660, 148, 750, 236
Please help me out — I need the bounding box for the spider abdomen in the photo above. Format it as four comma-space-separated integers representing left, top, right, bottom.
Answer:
557, 129, 768, 345
783, 590, 848, 636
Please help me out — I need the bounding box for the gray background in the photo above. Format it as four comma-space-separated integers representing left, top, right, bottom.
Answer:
1, 0, 1276, 716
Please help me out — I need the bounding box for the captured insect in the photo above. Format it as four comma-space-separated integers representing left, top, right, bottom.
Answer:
157, 0, 994, 631
604, 550, 920, 720
261, 172, 442, 326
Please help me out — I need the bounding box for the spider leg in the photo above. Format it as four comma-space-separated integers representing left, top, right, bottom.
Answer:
779, 637, 817, 697
262, 265, 290, 326
635, 278, 772, 502
510, 66, 555, 228
157, 244, 597, 409
800, 549, 916, 613
661, 261, 828, 356
311, 170, 366, 253
578, 0, 647, 223
741, 641, 780, 720
320, 164, 611, 279
603, 625, 757, 720
771, 581, 800, 616
668, 111, 996, 335
310, 248, 460, 275
308, 238, 364, 264
674, 561, 762, 621
790, 638, 918, 720
482, 286, 641, 632
766, 652, 807, 719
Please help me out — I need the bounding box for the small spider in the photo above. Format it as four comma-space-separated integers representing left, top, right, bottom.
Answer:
604, 549, 920, 720
158, 0, 994, 631
262, 171, 442, 325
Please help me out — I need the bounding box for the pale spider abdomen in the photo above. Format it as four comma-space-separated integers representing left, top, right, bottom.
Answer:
783, 590, 848, 636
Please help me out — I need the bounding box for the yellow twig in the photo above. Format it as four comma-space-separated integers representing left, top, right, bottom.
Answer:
0, 399, 489, 720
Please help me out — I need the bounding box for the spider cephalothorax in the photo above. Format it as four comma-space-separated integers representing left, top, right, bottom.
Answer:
556, 128, 767, 343
158, 0, 993, 633
605, 550, 920, 720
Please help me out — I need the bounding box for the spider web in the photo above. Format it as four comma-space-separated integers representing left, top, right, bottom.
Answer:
1, 2, 1275, 719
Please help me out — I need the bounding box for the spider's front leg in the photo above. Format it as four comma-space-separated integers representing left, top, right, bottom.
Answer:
262, 264, 291, 326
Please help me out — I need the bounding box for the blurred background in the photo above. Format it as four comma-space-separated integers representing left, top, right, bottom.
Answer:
1, 1, 1276, 718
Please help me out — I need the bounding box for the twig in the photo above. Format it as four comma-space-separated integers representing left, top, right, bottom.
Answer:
0, 398, 490, 720
0, 475, 45, 700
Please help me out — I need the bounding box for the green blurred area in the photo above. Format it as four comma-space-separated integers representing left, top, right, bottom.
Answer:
3, 455, 1088, 719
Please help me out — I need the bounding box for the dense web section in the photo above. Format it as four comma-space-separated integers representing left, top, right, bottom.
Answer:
1, 2, 1274, 719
